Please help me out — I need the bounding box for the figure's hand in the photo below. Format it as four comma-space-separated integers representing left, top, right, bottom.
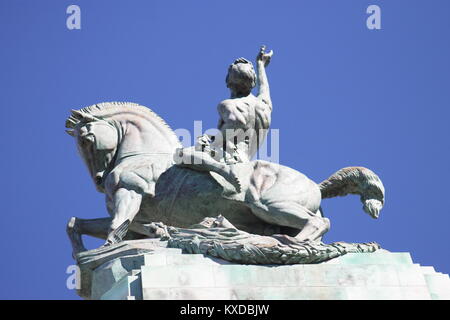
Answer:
257, 45, 273, 67
197, 134, 213, 147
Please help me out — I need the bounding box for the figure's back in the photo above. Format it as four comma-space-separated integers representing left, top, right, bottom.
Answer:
217, 94, 272, 163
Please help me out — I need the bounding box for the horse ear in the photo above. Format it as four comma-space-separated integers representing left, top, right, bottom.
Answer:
71, 109, 100, 123
65, 129, 75, 137
71, 109, 84, 118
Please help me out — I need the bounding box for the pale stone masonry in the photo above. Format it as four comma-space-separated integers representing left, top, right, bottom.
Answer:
81, 242, 450, 300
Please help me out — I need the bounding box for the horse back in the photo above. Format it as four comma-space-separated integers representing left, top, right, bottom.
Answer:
137, 165, 279, 235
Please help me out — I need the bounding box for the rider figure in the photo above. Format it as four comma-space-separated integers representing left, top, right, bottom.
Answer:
176, 46, 273, 192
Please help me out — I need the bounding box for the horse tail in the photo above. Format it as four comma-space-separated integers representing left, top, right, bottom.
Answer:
318, 167, 385, 219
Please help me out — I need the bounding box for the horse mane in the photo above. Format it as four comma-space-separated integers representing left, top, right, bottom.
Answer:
66, 101, 181, 147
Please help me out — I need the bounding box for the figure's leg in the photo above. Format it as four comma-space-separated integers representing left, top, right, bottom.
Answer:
249, 201, 330, 242
175, 147, 241, 192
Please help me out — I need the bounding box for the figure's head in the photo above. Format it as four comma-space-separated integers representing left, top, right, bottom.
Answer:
226, 58, 256, 97
66, 110, 118, 192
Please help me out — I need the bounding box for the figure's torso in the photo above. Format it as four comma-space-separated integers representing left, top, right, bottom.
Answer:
215, 94, 272, 163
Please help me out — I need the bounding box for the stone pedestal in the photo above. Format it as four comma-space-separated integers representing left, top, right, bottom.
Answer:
76, 239, 450, 300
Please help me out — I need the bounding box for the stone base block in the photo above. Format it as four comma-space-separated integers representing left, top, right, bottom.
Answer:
76, 240, 450, 300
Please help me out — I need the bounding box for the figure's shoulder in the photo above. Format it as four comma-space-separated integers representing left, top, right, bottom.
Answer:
244, 94, 268, 108
219, 95, 257, 106
217, 98, 233, 107
248, 93, 258, 100
255, 94, 272, 112
217, 99, 235, 113
218, 95, 264, 116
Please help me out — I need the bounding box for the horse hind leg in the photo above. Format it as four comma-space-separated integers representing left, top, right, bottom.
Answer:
248, 201, 330, 242
313, 207, 327, 242
295, 206, 330, 242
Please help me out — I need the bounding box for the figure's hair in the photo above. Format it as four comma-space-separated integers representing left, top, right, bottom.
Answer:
225, 58, 256, 94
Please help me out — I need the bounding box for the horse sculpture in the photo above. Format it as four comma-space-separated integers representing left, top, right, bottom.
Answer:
65, 102, 385, 257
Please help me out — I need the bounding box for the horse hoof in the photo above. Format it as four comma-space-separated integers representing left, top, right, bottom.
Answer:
67, 216, 76, 231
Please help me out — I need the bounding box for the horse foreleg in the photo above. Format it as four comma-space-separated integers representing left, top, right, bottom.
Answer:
105, 188, 143, 246
66, 217, 112, 257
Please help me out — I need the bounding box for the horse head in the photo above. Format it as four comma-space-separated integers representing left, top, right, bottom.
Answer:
66, 109, 118, 192
66, 102, 182, 193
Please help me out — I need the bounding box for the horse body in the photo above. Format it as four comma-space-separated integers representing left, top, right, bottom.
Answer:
65, 102, 384, 256
144, 165, 263, 232
137, 161, 320, 236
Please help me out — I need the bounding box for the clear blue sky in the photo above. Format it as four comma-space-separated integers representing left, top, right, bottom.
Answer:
1, 0, 449, 299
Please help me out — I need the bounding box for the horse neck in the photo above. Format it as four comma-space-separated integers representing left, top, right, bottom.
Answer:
114, 116, 180, 163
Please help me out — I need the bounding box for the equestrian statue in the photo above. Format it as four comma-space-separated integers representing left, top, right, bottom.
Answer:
65, 46, 385, 263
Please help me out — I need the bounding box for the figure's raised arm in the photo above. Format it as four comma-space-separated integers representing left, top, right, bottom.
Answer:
256, 45, 273, 108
